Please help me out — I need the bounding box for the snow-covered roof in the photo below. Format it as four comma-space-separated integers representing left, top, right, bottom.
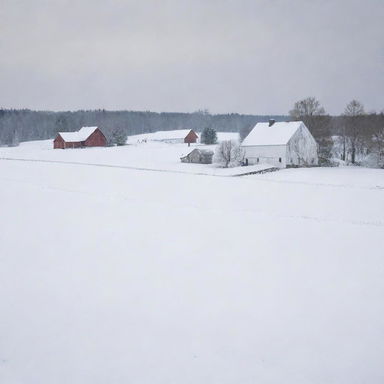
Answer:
241, 121, 303, 146
197, 149, 214, 155
58, 126, 99, 142
184, 148, 213, 155
150, 129, 196, 141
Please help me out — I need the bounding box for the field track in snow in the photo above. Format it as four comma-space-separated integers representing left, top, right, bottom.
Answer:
1, 156, 383, 191
0, 157, 221, 176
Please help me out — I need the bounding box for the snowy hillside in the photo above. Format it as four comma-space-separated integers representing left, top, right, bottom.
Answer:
0, 141, 384, 384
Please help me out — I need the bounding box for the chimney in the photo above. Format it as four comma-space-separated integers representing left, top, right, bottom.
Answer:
269, 119, 275, 127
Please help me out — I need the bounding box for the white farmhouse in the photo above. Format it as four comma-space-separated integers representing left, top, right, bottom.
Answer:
241, 120, 318, 168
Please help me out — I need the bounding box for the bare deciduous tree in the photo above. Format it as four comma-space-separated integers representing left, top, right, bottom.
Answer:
214, 140, 244, 168
344, 100, 365, 116
289, 97, 326, 119
343, 100, 365, 163
372, 125, 384, 167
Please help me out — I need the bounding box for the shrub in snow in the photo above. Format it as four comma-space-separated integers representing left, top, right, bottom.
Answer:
214, 140, 244, 168
201, 127, 217, 145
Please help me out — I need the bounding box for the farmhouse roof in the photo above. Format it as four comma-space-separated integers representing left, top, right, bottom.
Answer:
241, 121, 303, 146
58, 126, 99, 142
151, 129, 197, 141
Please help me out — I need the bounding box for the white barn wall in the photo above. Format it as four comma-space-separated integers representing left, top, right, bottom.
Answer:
243, 145, 287, 168
286, 125, 318, 166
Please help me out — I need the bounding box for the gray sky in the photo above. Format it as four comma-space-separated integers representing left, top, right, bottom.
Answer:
1, 0, 383, 114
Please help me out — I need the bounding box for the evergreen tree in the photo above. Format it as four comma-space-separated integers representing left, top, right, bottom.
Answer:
201, 127, 217, 144
111, 127, 128, 146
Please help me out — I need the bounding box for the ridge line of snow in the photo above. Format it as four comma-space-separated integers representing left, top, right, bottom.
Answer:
0, 157, 246, 177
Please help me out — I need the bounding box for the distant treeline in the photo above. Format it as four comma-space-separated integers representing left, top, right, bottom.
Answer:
0, 109, 287, 146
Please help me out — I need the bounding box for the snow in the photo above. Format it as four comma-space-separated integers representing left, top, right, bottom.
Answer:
1, 139, 384, 384
128, 131, 239, 143
256, 166, 384, 190
215, 131, 239, 142
0, 138, 268, 176
242, 121, 302, 146
57, 126, 98, 142
144, 129, 193, 141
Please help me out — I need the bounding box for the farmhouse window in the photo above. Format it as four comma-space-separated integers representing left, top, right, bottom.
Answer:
279, 157, 282, 163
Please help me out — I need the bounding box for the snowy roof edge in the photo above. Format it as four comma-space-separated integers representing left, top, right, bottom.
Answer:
241, 121, 303, 146
57, 126, 99, 142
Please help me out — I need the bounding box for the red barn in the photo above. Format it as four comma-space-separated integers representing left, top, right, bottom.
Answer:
184, 130, 199, 145
53, 126, 106, 149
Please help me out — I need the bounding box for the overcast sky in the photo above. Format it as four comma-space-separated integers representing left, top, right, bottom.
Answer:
0, 0, 383, 114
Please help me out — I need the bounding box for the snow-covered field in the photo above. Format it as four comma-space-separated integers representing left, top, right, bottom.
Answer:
1, 139, 384, 383
0, 133, 270, 176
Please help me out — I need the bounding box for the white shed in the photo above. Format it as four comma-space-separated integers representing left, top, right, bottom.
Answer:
241, 120, 318, 168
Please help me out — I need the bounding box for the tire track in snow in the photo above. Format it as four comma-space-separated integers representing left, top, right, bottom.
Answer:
0, 157, 223, 177
2, 157, 384, 190
0, 157, 277, 177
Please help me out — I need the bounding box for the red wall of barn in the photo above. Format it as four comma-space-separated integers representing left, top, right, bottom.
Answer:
53, 135, 65, 149
65, 141, 82, 149
184, 130, 198, 144
85, 129, 107, 147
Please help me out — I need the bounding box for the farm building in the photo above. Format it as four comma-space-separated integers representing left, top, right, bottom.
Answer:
53, 126, 106, 149
241, 120, 318, 168
180, 148, 214, 164
150, 129, 198, 145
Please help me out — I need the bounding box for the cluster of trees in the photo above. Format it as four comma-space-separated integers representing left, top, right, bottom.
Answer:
289, 97, 384, 167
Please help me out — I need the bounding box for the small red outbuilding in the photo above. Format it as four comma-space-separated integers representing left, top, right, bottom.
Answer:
53, 126, 106, 149
184, 130, 199, 145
